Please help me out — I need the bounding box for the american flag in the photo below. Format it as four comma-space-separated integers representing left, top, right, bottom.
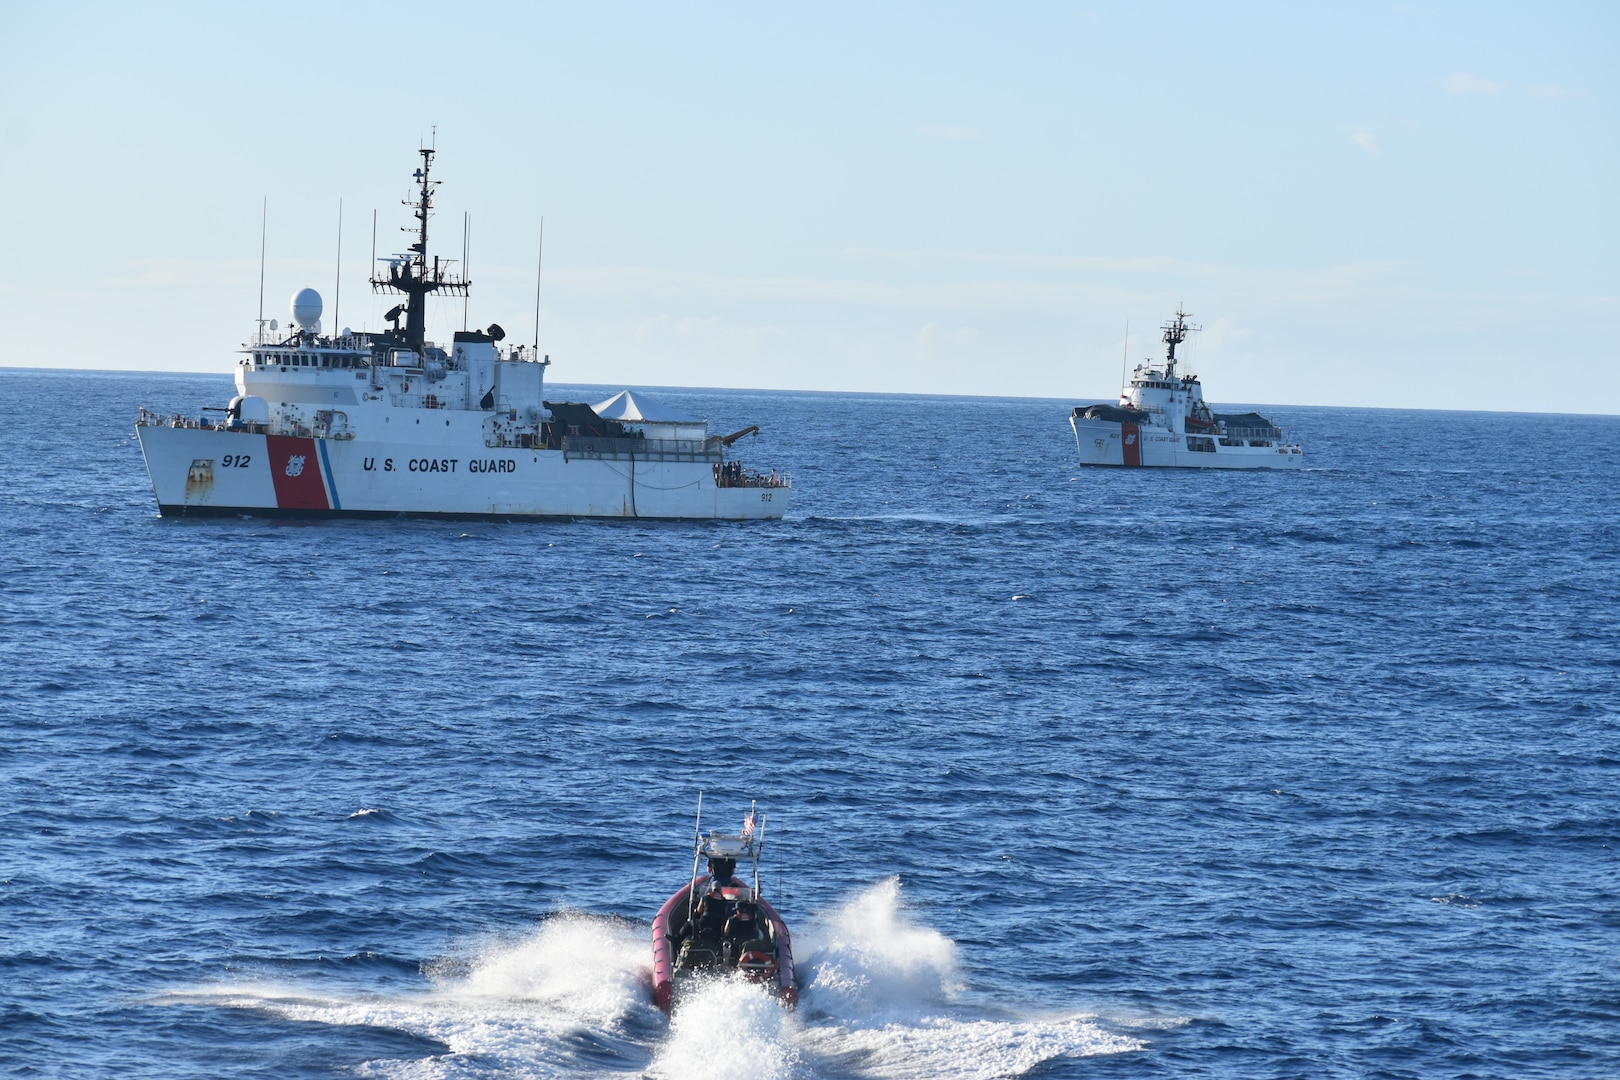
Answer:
740, 812, 756, 837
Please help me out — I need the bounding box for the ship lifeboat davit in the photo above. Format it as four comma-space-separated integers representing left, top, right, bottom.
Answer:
651, 800, 797, 1013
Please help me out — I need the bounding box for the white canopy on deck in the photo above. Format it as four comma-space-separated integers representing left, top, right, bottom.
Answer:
593, 390, 701, 424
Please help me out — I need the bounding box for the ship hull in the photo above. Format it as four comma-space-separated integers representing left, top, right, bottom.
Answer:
1071, 416, 1303, 470
138, 426, 788, 520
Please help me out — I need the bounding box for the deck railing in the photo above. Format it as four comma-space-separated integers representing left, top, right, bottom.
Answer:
561, 435, 722, 461
1219, 425, 1284, 440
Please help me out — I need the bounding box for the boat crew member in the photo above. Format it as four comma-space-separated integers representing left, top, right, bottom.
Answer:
671, 857, 742, 950
685, 857, 741, 945
707, 857, 742, 888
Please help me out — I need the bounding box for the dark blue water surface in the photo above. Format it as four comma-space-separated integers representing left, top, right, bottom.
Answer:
2, 367, 1617, 1079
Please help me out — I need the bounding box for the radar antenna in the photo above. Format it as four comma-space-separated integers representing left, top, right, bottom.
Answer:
370, 145, 470, 354
1161, 305, 1200, 375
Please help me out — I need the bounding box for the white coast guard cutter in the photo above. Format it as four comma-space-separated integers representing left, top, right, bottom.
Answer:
1070, 308, 1303, 469
137, 147, 791, 519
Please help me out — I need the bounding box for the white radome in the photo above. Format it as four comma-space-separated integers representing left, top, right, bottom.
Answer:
291, 288, 323, 331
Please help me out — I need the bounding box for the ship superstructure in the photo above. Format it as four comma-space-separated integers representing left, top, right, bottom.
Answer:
1069, 308, 1302, 469
137, 147, 791, 519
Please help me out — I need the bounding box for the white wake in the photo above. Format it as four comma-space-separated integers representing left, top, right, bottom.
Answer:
787, 878, 1144, 1078
174, 885, 1150, 1078
170, 911, 655, 1078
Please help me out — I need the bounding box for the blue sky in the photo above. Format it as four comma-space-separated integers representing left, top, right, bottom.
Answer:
2, 2, 1613, 411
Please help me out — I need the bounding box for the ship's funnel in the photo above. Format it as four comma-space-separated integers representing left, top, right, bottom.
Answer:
291, 288, 323, 332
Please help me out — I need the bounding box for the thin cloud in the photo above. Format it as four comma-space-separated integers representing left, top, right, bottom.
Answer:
1444, 72, 1502, 95
634, 313, 784, 346
1350, 131, 1381, 155
918, 322, 979, 351
839, 247, 1233, 274
547, 259, 1416, 315
919, 125, 980, 140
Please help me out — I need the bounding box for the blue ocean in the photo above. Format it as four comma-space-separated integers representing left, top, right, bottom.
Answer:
2, 367, 1616, 1079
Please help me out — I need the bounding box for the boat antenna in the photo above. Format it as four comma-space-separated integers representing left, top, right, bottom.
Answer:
1121, 318, 1129, 389
532, 217, 544, 353
256, 196, 267, 340
752, 802, 765, 896
1161, 305, 1198, 377
687, 791, 704, 927
333, 198, 343, 338
461, 211, 470, 332
368, 145, 468, 354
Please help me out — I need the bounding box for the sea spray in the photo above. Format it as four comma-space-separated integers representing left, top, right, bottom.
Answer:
788, 879, 1143, 1077
450, 910, 648, 1028
650, 977, 799, 1080
796, 877, 961, 1023
195, 914, 658, 1077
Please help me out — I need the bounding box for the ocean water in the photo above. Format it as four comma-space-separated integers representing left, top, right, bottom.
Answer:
1, 367, 1617, 1079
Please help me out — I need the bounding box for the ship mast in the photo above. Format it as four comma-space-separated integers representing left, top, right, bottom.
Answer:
1161, 306, 1199, 376
371, 145, 470, 354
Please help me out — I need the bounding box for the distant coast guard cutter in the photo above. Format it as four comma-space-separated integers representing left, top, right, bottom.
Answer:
1070, 308, 1303, 469
137, 146, 790, 519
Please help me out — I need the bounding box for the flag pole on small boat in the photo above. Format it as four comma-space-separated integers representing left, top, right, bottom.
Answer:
687, 791, 704, 926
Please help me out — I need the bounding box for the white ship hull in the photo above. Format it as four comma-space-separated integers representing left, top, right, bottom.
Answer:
1070, 416, 1303, 470
138, 425, 788, 519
